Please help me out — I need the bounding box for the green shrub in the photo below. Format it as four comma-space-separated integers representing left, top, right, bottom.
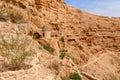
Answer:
69, 73, 82, 80
32, 33, 41, 39
59, 52, 66, 59
52, 63, 59, 72
0, 33, 32, 70
43, 43, 53, 54
61, 76, 69, 80
49, 62, 59, 75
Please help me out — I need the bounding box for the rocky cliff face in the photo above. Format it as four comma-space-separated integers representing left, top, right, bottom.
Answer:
0, 0, 120, 80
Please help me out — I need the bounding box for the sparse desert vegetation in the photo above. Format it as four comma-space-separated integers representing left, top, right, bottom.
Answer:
61, 73, 82, 80
48, 62, 60, 75
59, 52, 67, 59
0, 10, 27, 23
69, 73, 82, 80
43, 43, 54, 54
0, 33, 33, 71
0, 0, 119, 80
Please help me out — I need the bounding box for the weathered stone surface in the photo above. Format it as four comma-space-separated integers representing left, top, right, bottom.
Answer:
0, 0, 120, 80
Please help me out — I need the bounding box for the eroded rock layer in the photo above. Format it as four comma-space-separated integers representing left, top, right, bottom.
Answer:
0, 0, 120, 80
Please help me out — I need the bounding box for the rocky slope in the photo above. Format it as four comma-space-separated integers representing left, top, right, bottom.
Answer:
0, 0, 120, 80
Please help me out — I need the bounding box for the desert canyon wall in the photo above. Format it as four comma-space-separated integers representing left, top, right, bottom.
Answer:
0, 0, 120, 80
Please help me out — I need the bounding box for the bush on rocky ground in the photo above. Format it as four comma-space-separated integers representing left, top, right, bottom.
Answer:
0, 33, 33, 71
0, 10, 27, 23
